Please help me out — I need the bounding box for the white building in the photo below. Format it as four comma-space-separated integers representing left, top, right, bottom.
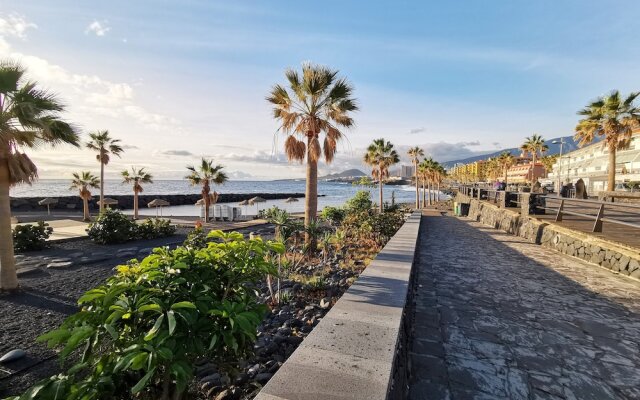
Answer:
548, 133, 640, 194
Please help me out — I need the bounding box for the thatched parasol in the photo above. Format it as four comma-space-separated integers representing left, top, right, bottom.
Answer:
284, 197, 299, 203
96, 198, 118, 209
38, 197, 58, 215
148, 199, 170, 217
249, 196, 266, 213
238, 199, 249, 215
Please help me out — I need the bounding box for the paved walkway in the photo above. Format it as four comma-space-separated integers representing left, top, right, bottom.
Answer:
409, 215, 640, 400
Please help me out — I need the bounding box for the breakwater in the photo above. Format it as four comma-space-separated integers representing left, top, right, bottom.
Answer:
10, 193, 305, 212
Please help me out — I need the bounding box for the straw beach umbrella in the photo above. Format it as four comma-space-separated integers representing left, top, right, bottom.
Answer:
284, 197, 299, 203
238, 199, 249, 215
249, 196, 266, 214
148, 198, 170, 217
38, 198, 58, 215
96, 198, 118, 209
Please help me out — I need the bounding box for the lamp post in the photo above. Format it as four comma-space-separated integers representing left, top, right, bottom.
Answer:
552, 138, 565, 193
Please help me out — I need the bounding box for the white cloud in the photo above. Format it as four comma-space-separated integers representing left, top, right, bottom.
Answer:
85, 20, 110, 37
0, 14, 37, 39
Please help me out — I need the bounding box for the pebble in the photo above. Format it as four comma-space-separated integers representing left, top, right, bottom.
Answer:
0, 349, 26, 363
46, 261, 73, 269
255, 372, 273, 384
320, 297, 331, 309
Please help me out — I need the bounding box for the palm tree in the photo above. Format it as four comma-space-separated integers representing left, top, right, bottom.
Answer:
186, 158, 228, 222
267, 62, 357, 249
407, 146, 424, 209
364, 138, 400, 212
70, 172, 100, 221
497, 151, 516, 185
540, 154, 559, 178
0, 61, 80, 290
417, 161, 427, 208
520, 134, 549, 184
86, 131, 123, 213
122, 167, 153, 220
575, 91, 640, 191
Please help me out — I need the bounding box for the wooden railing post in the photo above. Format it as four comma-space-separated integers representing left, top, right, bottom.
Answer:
593, 204, 605, 232
555, 199, 564, 222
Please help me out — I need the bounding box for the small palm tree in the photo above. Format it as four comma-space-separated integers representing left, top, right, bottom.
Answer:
540, 154, 559, 178
86, 131, 124, 213
364, 138, 400, 212
267, 62, 357, 249
70, 172, 100, 221
122, 167, 153, 219
186, 158, 228, 222
575, 91, 640, 191
520, 134, 548, 184
0, 60, 80, 290
497, 151, 516, 185
407, 146, 424, 209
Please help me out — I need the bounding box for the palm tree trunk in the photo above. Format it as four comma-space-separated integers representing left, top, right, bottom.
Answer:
83, 196, 89, 221
133, 189, 139, 220
379, 170, 384, 213
414, 161, 419, 209
203, 189, 209, 222
0, 157, 18, 290
99, 161, 105, 214
531, 153, 537, 184
608, 146, 616, 191
421, 180, 426, 208
305, 141, 318, 251
504, 167, 508, 186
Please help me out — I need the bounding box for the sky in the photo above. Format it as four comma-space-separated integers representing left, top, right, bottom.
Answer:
1, 0, 640, 179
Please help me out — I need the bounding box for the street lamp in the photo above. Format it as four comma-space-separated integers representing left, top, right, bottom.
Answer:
552, 138, 565, 193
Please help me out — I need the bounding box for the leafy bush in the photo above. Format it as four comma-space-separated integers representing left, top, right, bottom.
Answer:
87, 209, 138, 244
16, 231, 283, 400
345, 190, 373, 212
182, 226, 208, 249
320, 206, 346, 226
12, 221, 53, 252
137, 218, 176, 240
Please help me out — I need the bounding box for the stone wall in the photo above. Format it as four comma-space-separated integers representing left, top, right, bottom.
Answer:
458, 194, 640, 281
10, 193, 305, 212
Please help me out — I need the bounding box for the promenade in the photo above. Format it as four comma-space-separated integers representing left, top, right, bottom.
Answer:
409, 214, 640, 399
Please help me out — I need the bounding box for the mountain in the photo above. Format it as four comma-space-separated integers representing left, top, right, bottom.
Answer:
440, 135, 601, 169
320, 169, 368, 180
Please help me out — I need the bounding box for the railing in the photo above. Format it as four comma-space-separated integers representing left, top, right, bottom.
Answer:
537, 196, 640, 232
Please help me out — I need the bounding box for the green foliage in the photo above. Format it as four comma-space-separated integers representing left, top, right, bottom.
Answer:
87, 209, 138, 244
345, 190, 373, 212
182, 226, 208, 249
15, 231, 284, 400
12, 221, 53, 252
137, 218, 176, 240
320, 206, 346, 226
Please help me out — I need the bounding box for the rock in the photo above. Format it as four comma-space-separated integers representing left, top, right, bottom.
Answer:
255, 372, 273, 384
200, 373, 222, 389
628, 260, 640, 273
0, 349, 26, 363
247, 364, 260, 377
67, 252, 84, 258
116, 251, 137, 259
234, 373, 248, 385
630, 269, 640, 279
320, 297, 331, 309
195, 364, 218, 378
17, 266, 42, 277
47, 261, 73, 269
286, 336, 303, 345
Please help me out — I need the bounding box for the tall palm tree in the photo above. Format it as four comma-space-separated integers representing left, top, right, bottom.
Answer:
267, 63, 357, 249
86, 131, 123, 213
421, 157, 438, 205
186, 158, 227, 222
122, 167, 153, 220
364, 138, 400, 212
417, 161, 427, 208
0, 61, 80, 290
540, 154, 559, 178
575, 90, 640, 191
520, 134, 549, 184
70, 171, 100, 222
497, 151, 516, 185
407, 146, 424, 209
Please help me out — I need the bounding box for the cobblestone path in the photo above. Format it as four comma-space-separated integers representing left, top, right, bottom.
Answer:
408, 215, 640, 400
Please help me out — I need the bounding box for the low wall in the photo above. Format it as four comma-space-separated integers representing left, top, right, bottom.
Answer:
459, 194, 640, 280
10, 193, 305, 212
255, 211, 423, 400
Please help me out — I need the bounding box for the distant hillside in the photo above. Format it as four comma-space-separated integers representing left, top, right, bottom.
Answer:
320, 169, 367, 180
440, 135, 602, 169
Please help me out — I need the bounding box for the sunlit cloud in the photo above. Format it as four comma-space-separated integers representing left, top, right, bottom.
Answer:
85, 20, 110, 37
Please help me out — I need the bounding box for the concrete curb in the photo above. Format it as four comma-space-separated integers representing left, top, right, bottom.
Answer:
255, 211, 422, 400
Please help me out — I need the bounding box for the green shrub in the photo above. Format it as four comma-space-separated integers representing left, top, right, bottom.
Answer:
87, 209, 138, 244
137, 218, 176, 240
16, 230, 283, 400
182, 226, 208, 249
320, 206, 346, 226
12, 221, 53, 252
345, 190, 373, 212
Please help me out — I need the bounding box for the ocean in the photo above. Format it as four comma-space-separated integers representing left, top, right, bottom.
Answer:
10, 180, 449, 217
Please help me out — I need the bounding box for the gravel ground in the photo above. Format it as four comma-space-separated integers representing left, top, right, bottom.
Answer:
0, 225, 273, 397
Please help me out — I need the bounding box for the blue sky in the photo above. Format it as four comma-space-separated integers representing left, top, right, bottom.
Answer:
2, 1, 640, 179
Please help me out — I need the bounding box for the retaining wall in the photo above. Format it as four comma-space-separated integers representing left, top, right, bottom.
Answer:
255, 211, 423, 400
457, 194, 640, 279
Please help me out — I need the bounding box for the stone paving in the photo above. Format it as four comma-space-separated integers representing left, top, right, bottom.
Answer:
408, 215, 640, 400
